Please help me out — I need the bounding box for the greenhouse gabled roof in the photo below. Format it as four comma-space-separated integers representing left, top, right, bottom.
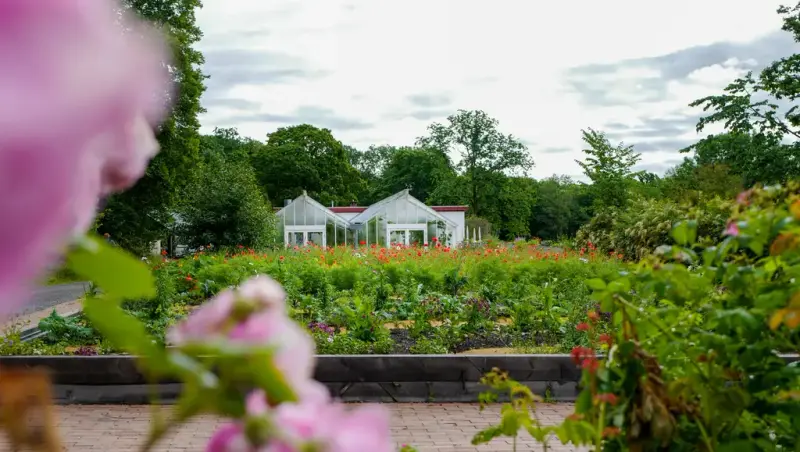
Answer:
276, 191, 351, 225
348, 189, 457, 227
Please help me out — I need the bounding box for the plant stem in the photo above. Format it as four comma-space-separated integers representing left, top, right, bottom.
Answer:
595, 402, 606, 452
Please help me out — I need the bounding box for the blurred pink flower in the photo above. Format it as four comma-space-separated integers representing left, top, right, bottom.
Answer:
238, 276, 287, 312
246, 390, 268, 416
228, 310, 316, 384
265, 402, 393, 452
724, 221, 740, 237
167, 277, 290, 344
166, 290, 236, 345
208, 384, 388, 451
0, 0, 170, 315
206, 423, 248, 452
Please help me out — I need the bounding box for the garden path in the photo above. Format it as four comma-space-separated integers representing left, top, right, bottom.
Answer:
1, 403, 586, 451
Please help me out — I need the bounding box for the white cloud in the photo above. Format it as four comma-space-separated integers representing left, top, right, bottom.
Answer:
196, 0, 789, 178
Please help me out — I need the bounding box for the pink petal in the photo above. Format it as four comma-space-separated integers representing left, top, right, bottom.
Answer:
206, 423, 249, 452
0, 0, 170, 315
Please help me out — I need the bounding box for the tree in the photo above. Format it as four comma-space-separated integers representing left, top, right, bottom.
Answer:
99, 0, 206, 254
529, 176, 593, 240
376, 147, 456, 202
687, 3, 800, 185
177, 154, 277, 249
201, 127, 266, 163
496, 177, 537, 239
417, 110, 533, 216
685, 132, 799, 186
252, 124, 365, 207
576, 128, 641, 209
661, 160, 743, 202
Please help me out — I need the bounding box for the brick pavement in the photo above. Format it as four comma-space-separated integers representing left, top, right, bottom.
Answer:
0, 403, 586, 451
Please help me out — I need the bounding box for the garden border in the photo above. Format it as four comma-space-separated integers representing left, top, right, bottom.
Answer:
1, 354, 797, 404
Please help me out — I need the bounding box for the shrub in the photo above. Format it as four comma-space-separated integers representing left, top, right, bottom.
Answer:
576, 196, 731, 260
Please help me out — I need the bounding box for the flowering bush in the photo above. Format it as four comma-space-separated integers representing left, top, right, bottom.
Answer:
476, 184, 800, 450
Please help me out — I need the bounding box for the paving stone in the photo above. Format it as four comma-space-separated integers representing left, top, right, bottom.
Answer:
0, 403, 587, 451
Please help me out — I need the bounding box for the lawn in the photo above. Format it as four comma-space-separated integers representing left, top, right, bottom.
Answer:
2, 241, 627, 356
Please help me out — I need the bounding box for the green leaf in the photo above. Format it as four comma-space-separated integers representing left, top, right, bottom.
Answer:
83, 297, 166, 368
67, 235, 155, 299
575, 388, 593, 413
586, 278, 607, 291
671, 220, 696, 246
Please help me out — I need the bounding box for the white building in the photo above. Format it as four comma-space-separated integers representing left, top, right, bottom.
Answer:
276, 189, 468, 248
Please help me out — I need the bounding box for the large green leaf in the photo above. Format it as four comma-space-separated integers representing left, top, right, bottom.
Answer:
83, 297, 165, 367
67, 235, 155, 299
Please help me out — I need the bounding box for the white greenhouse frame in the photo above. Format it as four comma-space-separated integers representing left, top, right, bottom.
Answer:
276, 189, 458, 248
275, 191, 351, 247
348, 190, 457, 248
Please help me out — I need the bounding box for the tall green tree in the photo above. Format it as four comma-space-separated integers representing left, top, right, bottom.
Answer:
252, 124, 365, 207
662, 160, 743, 202
177, 153, 277, 250
684, 132, 799, 186
576, 128, 641, 209
496, 177, 537, 239
99, 0, 206, 254
529, 176, 592, 240
417, 110, 533, 216
376, 147, 456, 202
201, 127, 266, 163
687, 3, 800, 185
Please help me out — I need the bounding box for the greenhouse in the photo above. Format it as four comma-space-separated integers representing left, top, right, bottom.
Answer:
276, 192, 352, 247
347, 190, 458, 247
276, 190, 464, 248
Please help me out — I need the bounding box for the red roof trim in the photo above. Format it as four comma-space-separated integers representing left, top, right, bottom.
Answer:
329, 206, 468, 213
279, 205, 469, 213
431, 206, 469, 212
329, 207, 366, 213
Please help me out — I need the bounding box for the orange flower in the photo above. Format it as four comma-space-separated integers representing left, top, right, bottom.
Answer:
602, 426, 621, 438
587, 310, 599, 322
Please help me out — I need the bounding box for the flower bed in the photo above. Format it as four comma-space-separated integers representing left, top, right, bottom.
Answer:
2, 242, 626, 356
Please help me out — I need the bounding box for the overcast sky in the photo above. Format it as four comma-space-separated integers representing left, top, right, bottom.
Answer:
195, 0, 796, 179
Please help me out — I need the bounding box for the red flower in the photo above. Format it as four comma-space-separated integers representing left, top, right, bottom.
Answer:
581, 357, 599, 373
160, 249, 167, 256
570, 346, 593, 365
576, 322, 590, 332
279, 256, 284, 261
598, 333, 612, 346
594, 393, 618, 405
432, 237, 438, 242
185, 276, 192, 282
237, 244, 244, 249
359, 241, 366, 245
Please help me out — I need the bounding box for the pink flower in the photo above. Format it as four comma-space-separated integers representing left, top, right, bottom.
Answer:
238, 276, 287, 312
167, 277, 290, 344
724, 221, 739, 237
266, 402, 393, 452
206, 423, 249, 452
0, 0, 170, 315
228, 311, 316, 384
246, 390, 269, 416
167, 291, 236, 344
